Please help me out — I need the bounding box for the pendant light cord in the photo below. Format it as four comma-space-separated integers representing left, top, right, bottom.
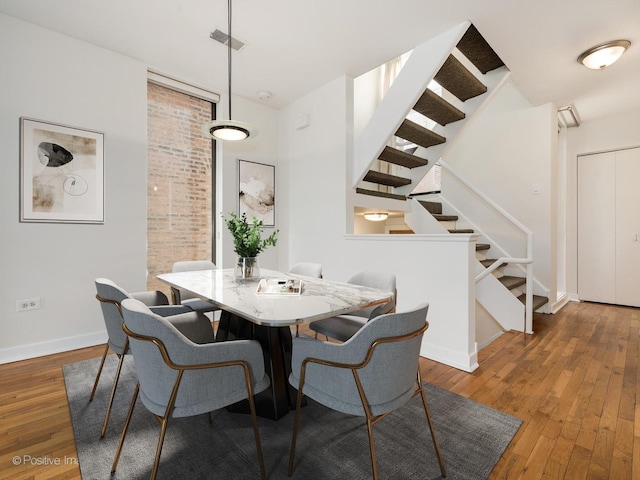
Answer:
227, 0, 233, 121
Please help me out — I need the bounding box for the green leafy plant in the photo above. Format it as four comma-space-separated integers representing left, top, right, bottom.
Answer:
223, 212, 278, 258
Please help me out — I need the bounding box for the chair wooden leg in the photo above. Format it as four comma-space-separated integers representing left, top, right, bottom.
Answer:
150, 415, 171, 480
246, 384, 267, 480
89, 344, 109, 402
100, 338, 129, 438
288, 377, 306, 476
365, 417, 379, 480
417, 378, 446, 477
148, 370, 185, 480
111, 383, 139, 473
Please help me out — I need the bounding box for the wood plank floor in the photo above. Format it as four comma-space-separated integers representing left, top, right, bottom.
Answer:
0, 301, 637, 479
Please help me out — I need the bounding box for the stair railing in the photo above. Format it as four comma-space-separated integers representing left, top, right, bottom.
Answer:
438, 159, 534, 333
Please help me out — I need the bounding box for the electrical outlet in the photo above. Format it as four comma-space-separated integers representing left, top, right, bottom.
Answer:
16, 297, 40, 312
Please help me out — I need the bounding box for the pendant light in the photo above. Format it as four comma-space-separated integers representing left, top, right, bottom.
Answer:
202, 0, 256, 141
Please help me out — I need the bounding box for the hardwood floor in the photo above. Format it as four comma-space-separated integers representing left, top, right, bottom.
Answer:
0, 301, 637, 479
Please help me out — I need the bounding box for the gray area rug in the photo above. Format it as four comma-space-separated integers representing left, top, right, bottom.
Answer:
63, 356, 521, 479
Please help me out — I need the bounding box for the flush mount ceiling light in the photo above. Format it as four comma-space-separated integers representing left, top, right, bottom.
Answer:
364, 212, 389, 222
577, 40, 631, 70
202, 0, 256, 141
558, 104, 580, 128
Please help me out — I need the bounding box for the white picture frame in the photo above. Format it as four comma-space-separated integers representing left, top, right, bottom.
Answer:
20, 117, 104, 224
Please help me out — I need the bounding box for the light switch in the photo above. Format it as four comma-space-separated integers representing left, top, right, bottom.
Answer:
295, 114, 310, 130
532, 183, 540, 195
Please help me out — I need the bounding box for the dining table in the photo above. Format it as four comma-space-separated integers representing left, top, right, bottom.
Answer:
157, 268, 394, 420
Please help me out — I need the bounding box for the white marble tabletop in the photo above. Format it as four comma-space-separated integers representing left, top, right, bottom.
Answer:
157, 268, 393, 327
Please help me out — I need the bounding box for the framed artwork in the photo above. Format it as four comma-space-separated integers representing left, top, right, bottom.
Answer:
238, 159, 275, 227
20, 117, 104, 224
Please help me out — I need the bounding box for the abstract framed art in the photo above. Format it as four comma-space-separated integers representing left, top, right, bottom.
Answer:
20, 117, 104, 224
238, 159, 275, 227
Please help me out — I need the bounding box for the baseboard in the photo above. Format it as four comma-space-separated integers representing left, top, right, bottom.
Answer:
420, 339, 479, 373
550, 292, 570, 313
0, 331, 107, 365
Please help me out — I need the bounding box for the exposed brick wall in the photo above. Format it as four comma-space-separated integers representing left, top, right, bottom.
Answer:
146, 82, 213, 296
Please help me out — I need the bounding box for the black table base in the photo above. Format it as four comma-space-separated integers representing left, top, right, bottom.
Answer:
216, 311, 299, 420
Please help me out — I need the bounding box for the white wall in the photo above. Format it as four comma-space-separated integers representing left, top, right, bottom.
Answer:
0, 14, 148, 362
441, 80, 558, 303
278, 76, 351, 272
353, 65, 383, 139
565, 109, 640, 298
0, 14, 280, 363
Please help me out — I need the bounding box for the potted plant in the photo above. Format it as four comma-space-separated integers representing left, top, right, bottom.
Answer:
223, 212, 278, 280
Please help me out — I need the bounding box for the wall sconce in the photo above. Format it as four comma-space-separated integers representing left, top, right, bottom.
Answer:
364, 212, 388, 222
578, 40, 630, 70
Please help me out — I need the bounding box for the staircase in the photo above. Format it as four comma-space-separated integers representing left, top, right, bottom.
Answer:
418, 198, 549, 311
354, 23, 508, 202
352, 22, 549, 334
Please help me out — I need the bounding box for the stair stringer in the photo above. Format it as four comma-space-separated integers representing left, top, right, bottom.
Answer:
475, 261, 525, 332
352, 21, 470, 188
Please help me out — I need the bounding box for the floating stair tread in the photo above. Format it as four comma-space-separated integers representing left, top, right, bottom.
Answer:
378, 146, 428, 169
418, 200, 441, 214
476, 243, 490, 251
413, 88, 465, 126
363, 170, 411, 188
449, 229, 474, 234
480, 258, 501, 268
434, 55, 487, 102
456, 24, 506, 74
355, 187, 406, 201
434, 214, 458, 221
395, 119, 446, 149
499, 276, 527, 290
518, 294, 549, 311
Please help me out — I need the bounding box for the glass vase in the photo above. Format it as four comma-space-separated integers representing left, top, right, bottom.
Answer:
235, 256, 260, 282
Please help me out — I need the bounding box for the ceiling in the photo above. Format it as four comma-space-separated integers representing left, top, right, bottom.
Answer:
1, 0, 638, 122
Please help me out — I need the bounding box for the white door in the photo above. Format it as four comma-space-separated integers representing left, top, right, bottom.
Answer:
615, 148, 640, 307
578, 147, 640, 307
577, 152, 616, 304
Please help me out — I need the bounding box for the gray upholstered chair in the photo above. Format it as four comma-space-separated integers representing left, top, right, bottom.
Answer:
112, 298, 270, 480
92, 278, 212, 438
309, 271, 397, 342
170, 260, 219, 314
288, 303, 446, 479
288, 262, 323, 279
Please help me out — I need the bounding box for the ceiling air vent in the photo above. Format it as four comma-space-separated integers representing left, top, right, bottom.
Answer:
209, 29, 245, 51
